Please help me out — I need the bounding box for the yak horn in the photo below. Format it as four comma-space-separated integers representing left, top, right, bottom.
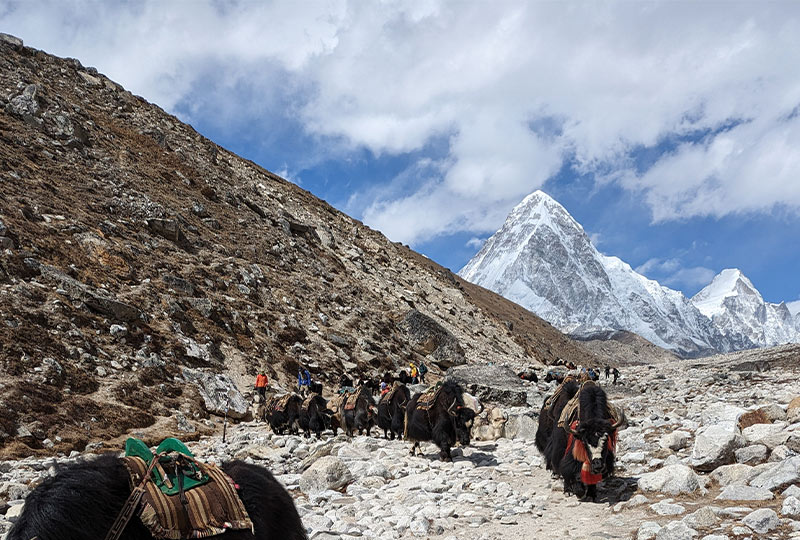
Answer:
611, 410, 627, 430
447, 399, 458, 415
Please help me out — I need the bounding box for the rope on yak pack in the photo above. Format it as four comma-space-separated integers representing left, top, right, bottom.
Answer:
104, 452, 162, 540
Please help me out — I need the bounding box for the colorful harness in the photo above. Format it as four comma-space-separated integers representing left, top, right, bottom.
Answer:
564, 421, 618, 485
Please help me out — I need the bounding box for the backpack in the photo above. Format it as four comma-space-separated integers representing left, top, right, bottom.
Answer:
419, 363, 428, 375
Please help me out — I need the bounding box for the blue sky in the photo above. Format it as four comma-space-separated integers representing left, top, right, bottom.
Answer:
2, 1, 799, 310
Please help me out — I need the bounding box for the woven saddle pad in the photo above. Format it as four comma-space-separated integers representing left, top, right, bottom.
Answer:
416, 384, 442, 411
122, 456, 252, 539
271, 393, 293, 413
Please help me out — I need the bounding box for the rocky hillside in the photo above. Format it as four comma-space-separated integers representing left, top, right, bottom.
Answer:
0, 34, 597, 458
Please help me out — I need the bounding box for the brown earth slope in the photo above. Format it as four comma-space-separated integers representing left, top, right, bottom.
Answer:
0, 34, 596, 458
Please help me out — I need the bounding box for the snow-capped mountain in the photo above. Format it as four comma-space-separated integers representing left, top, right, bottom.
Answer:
459, 190, 733, 356
692, 269, 799, 348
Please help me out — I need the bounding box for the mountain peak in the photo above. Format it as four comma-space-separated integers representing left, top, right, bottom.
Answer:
692, 268, 760, 318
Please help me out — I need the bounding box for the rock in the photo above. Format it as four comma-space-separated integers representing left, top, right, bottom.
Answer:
654, 520, 697, 540
700, 403, 745, 430
691, 425, 745, 472
109, 324, 128, 337
660, 431, 690, 451
504, 410, 538, 440
4, 503, 23, 523
446, 365, 528, 406
146, 218, 186, 244
710, 464, 757, 486
737, 409, 769, 429
398, 310, 466, 369
650, 501, 685, 515
768, 444, 795, 462
0, 33, 23, 49
7, 84, 39, 120
782, 496, 800, 518
715, 485, 773, 501
734, 444, 767, 465
757, 404, 787, 422
182, 367, 249, 419
0, 237, 12, 250
787, 396, 800, 423
748, 456, 800, 491
638, 464, 705, 495
299, 456, 353, 494
637, 521, 662, 540
741, 422, 789, 449
175, 412, 196, 433
682, 507, 719, 529
784, 484, 800, 498
741, 508, 779, 534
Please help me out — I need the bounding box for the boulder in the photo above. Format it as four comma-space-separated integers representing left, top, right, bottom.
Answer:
741, 422, 789, 449
398, 310, 465, 369
637, 521, 661, 540
741, 508, 779, 534
710, 464, 758, 487
715, 485, 773, 501
0, 33, 23, 49
446, 365, 528, 406
7, 84, 39, 120
782, 495, 800, 518
691, 425, 745, 472
748, 456, 800, 491
504, 410, 538, 440
734, 444, 767, 465
300, 456, 353, 494
654, 521, 697, 540
787, 396, 800, 423
660, 431, 690, 451
681, 507, 719, 529
182, 367, 249, 419
638, 464, 705, 495
700, 403, 745, 430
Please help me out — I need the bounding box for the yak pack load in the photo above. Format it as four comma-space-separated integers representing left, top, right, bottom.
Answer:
110, 437, 253, 540
269, 393, 294, 413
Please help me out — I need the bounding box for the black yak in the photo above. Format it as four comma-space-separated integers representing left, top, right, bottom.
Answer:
342, 386, 375, 437
405, 381, 479, 461
535, 377, 579, 471
547, 382, 626, 501
265, 393, 303, 435
377, 383, 411, 440
299, 393, 331, 439
8, 453, 306, 540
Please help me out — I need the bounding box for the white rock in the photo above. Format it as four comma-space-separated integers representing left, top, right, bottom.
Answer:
637, 521, 662, 540
682, 507, 719, 529
650, 501, 686, 515
734, 444, 767, 464
742, 422, 789, 449
709, 464, 757, 486
691, 425, 745, 472
300, 456, 353, 495
655, 520, 698, 540
715, 485, 773, 501
748, 456, 800, 491
660, 431, 690, 451
741, 508, 780, 534
639, 464, 705, 495
782, 495, 800, 518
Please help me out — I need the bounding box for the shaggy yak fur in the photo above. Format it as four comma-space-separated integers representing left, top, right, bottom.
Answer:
298, 394, 331, 439
535, 378, 579, 471
8, 453, 307, 540
377, 384, 411, 440
265, 394, 303, 435
342, 386, 375, 437
405, 381, 477, 461
546, 384, 622, 501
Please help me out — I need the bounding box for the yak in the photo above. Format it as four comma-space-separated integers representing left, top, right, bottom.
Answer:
298, 393, 331, 439
265, 393, 303, 435
8, 453, 306, 540
342, 385, 375, 437
405, 381, 479, 461
377, 383, 411, 440
535, 377, 580, 471
547, 382, 626, 501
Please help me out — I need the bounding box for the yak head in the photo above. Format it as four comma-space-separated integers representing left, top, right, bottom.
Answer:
568, 412, 626, 475
447, 395, 481, 446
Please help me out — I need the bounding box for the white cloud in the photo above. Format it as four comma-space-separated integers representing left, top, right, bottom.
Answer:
5, 1, 800, 243
663, 267, 717, 290
635, 258, 681, 276
466, 237, 484, 249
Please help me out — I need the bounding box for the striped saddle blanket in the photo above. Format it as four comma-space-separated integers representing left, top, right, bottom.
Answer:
270, 393, 293, 413
122, 456, 252, 539
416, 384, 442, 411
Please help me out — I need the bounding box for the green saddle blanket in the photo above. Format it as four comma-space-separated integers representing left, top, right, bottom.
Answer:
125, 437, 209, 496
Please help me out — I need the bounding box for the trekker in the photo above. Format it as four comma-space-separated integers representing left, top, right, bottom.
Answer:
605, 365, 610, 379
612, 367, 620, 385
298, 367, 311, 396
410, 362, 419, 384
418, 361, 428, 384
254, 370, 269, 401
380, 381, 390, 397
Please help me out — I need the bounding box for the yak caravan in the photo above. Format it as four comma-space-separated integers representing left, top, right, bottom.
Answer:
3, 1, 800, 538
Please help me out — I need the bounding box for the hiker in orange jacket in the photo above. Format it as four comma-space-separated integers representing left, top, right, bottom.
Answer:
255, 371, 269, 400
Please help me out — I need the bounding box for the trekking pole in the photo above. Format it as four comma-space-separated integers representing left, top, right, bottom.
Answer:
222, 394, 230, 444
